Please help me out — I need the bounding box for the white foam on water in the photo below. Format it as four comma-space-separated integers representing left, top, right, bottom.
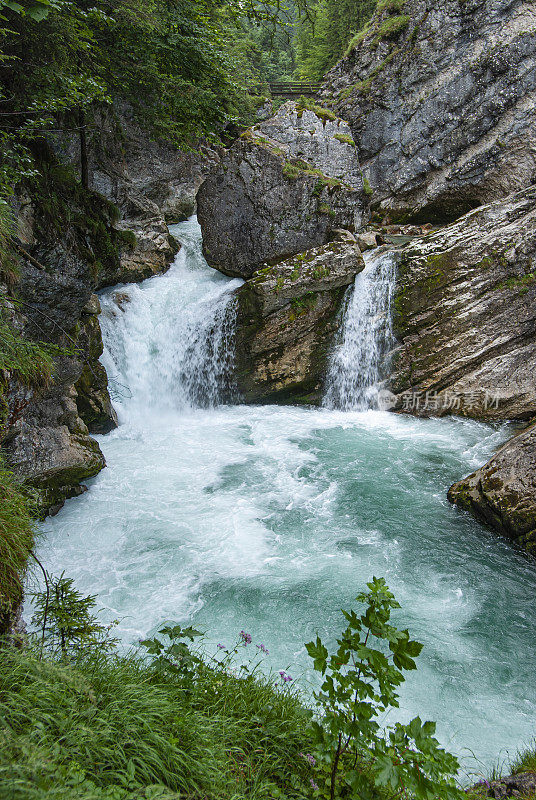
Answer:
34, 218, 536, 781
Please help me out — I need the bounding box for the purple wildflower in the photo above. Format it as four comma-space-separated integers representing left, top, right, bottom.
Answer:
310, 779, 319, 791
217, 643, 226, 650
239, 630, 252, 645
279, 670, 293, 683
304, 754, 316, 766
256, 643, 269, 655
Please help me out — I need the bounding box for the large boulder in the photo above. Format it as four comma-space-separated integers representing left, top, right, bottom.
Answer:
197, 101, 366, 278
448, 424, 536, 555
389, 186, 536, 420
234, 231, 364, 403
321, 0, 536, 223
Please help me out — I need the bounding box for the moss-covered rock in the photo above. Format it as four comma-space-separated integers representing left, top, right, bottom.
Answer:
74, 295, 118, 435
448, 423, 536, 556
197, 102, 365, 279
234, 232, 363, 403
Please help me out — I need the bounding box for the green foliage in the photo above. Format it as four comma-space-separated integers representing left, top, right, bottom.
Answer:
0, 0, 314, 204
0, 460, 35, 633
305, 577, 464, 800
0, 199, 21, 285
0, 623, 313, 799
294, 0, 376, 79
0, 0, 56, 21
0, 576, 469, 799
372, 13, 410, 45
344, 1, 409, 55
31, 573, 118, 658
0, 292, 58, 439
0, 309, 54, 391
140, 624, 204, 680
509, 741, 536, 775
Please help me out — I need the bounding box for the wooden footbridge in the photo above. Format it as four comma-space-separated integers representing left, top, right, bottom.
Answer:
268, 82, 322, 98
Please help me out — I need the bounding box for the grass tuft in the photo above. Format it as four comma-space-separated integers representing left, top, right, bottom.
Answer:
0, 646, 314, 799
0, 463, 35, 633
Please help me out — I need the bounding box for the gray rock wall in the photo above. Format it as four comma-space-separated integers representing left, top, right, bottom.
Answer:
322, 0, 536, 222
389, 186, 536, 420
235, 232, 364, 403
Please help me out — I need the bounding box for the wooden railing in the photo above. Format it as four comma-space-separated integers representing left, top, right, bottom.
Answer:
268, 82, 322, 98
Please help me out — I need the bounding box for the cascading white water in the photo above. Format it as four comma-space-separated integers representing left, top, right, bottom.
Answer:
36, 217, 536, 780
99, 217, 243, 416
324, 250, 397, 410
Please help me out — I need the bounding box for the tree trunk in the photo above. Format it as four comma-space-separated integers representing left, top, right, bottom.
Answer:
78, 107, 89, 190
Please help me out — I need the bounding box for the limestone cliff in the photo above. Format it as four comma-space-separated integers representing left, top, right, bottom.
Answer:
321, 0, 536, 223
388, 186, 536, 421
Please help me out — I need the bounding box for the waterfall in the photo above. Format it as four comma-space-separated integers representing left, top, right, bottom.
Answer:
39, 217, 536, 778
99, 217, 243, 415
324, 250, 397, 411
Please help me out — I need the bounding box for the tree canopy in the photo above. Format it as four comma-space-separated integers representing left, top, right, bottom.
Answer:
0, 0, 378, 201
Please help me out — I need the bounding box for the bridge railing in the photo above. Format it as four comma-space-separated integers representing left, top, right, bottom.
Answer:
268, 82, 322, 97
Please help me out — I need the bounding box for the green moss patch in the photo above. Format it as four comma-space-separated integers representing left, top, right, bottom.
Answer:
295, 96, 337, 123
333, 132, 356, 146
372, 14, 410, 46
497, 272, 536, 293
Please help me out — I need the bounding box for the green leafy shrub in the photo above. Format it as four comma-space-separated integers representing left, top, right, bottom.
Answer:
31, 573, 118, 659
0, 576, 470, 800
305, 578, 464, 800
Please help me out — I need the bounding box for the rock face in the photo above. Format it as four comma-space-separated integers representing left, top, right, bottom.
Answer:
197, 102, 365, 278
257, 102, 364, 190
6, 183, 120, 514
235, 231, 364, 403
448, 424, 536, 554
50, 102, 218, 284
322, 0, 536, 223
389, 186, 536, 420
74, 295, 118, 435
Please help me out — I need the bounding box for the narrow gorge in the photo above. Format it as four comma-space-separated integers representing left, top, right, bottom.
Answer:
1, 0, 536, 797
